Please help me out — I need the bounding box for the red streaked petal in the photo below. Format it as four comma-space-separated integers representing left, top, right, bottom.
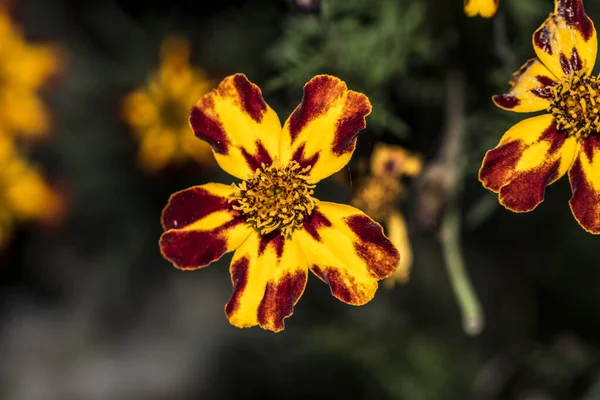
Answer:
189, 74, 282, 179
297, 203, 399, 305
279, 75, 372, 183
479, 115, 578, 212
225, 231, 307, 332
532, 0, 597, 77
492, 59, 557, 113
569, 136, 600, 233
159, 183, 252, 270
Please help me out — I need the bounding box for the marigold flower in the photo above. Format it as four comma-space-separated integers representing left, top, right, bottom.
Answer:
0, 9, 60, 140
464, 0, 499, 18
352, 143, 422, 286
122, 36, 215, 172
0, 134, 63, 246
159, 74, 401, 332
480, 0, 600, 233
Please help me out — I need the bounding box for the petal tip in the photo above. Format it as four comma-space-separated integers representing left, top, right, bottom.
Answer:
568, 199, 600, 235
492, 94, 521, 110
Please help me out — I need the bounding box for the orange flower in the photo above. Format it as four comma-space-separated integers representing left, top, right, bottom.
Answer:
0, 9, 60, 140
0, 134, 63, 246
159, 74, 400, 332
464, 0, 499, 18
122, 36, 215, 172
480, 0, 600, 233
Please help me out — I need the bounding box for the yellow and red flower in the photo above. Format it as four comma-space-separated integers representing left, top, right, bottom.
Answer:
464, 0, 499, 18
0, 8, 60, 140
480, 0, 600, 233
159, 74, 401, 332
122, 36, 214, 172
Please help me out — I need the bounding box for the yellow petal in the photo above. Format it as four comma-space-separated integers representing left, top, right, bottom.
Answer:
383, 210, 413, 287
4, 43, 60, 90
492, 59, 558, 113
137, 129, 178, 172
533, 0, 597, 78
370, 142, 422, 178
297, 202, 399, 305
464, 0, 498, 18
479, 114, 577, 212
0, 90, 50, 138
225, 231, 307, 332
160, 36, 191, 71
159, 183, 253, 270
569, 136, 600, 233
279, 75, 372, 183
3, 156, 61, 223
190, 74, 282, 179
122, 90, 160, 130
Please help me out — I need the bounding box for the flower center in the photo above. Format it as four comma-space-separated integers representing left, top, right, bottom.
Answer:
160, 99, 190, 131
231, 161, 316, 237
351, 176, 402, 222
549, 72, 600, 139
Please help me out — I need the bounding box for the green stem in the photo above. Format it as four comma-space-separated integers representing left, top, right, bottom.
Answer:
441, 206, 484, 336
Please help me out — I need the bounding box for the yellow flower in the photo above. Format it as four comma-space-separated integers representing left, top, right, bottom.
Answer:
480, 0, 600, 233
464, 0, 499, 18
159, 74, 401, 332
0, 9, 60, 140
0, 134, 63, 246
122, 36, 215, 172
351, 143, 422, 286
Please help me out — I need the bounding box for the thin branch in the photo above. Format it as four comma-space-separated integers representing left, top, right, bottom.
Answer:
413, 64, 485, 335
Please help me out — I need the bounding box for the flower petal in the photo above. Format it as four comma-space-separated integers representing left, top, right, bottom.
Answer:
464, 0, 499, 18
0, 89, 50, 139
370, 143, 423, 178
296, 202, 399, 305
225, 231, 307, 332
159, 183, 252, 270
532, 0, 597, 78
492, 59, 558, 112
569, 136, 600, 233
137, 129, 178, 172
189, 74, 282, 179
479, 114, 577, 212
279, 75, 372, 183
383, 210, 413, 287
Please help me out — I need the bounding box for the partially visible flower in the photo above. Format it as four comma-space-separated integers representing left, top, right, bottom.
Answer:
159, 74, 401, 332
0, 134, 64, 246
0, 8, 60, 140
480, 0, 600, 233
464, 0, 499, 18
122, 36, 215, 172
351, 143, 422, 286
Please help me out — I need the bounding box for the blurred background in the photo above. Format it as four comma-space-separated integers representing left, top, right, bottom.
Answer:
2, 0, 600, 399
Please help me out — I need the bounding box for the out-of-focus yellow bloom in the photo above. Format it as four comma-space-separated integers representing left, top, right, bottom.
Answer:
0, 134, 63, 246
352, 143, 422, 286
0, 9, 60, 140
122, 36, 215, 172
464, 0, 499, 18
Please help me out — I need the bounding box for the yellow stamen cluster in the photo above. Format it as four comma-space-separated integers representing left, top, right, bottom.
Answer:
549, 72, 600, 139
351, 175, 402, 222
231, 161, 316, 237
